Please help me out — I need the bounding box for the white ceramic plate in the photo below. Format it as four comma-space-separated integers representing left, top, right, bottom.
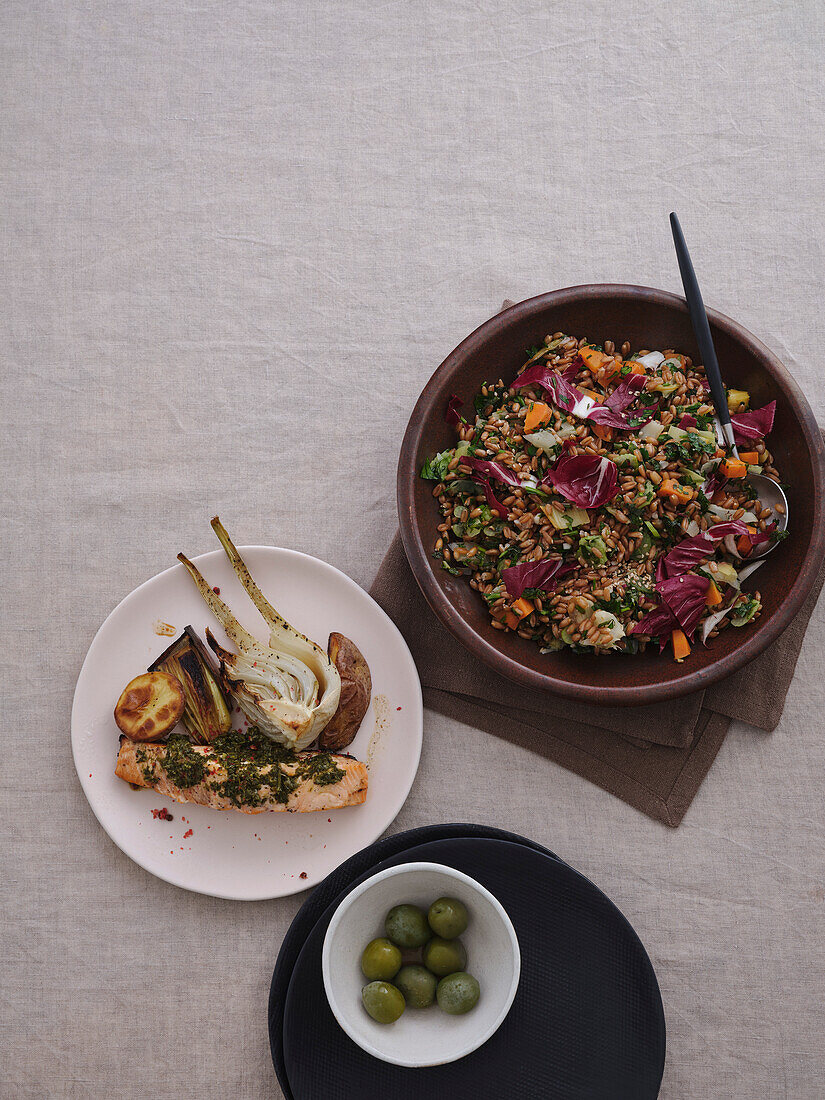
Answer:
71, 547, 423, 900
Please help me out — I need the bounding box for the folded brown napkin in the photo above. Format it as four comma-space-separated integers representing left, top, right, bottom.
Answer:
370, 535, 825, 826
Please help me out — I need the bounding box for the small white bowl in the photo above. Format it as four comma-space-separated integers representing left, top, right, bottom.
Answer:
321, 861, 520, 1067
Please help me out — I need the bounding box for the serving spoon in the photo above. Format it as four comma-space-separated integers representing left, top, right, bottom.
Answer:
669, 212, 788, 557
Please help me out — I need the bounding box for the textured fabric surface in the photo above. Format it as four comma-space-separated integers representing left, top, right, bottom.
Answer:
3, 1, 825, 1097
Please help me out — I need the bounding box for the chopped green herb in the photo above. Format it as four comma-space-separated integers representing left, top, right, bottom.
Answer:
162, 734, 207, 789
731, 594, 761, 626
578, 533, 608, 564
663, 431, 716, 465
420, 449, 453, 481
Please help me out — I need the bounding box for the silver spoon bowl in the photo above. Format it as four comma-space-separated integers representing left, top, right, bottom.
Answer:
746, 473, 788, 558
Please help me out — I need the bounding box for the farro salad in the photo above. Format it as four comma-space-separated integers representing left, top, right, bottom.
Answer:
421, 334, 786, 662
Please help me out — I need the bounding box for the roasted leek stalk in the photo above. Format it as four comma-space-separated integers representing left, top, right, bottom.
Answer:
150, 626, 232, 744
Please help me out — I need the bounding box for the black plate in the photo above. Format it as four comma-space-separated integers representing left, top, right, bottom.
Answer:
281, 838, 665, 1099
268, 823, 560, 1099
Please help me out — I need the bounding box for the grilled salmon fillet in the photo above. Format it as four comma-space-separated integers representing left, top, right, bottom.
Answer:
116, 735, 368, 815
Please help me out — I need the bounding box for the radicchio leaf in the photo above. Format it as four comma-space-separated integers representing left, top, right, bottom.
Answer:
478, 477, 508, 519
462, 456, 522, 487
445, 394, 464, 428
629, 603, 678, 649
580, 375, 658, 430
459, 456, 517, 519
513, 362, 567, 395
501, 557, 575, 599
586, 402, 659, 430
542, 452, 619, 509
702, 466, 727, 498
708, 521, 769, 543
660, 521, 769, 578
655, 574, 711, 637
659, 533, 718, 578
512, 361, 580, 393
515, 361, 656, 429
603, 374, 647, 412
538, 372, 585, 414
678, 413, 698, 430
731, 400, 776, 443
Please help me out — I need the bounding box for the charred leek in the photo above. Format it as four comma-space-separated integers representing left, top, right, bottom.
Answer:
177, 518, 341, 751
150, 626, 232, 744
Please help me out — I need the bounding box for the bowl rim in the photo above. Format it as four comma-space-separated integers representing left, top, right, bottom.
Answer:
397, 283, 825, 704
321, 860, 522, 1068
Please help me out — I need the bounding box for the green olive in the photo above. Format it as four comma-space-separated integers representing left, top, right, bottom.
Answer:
360, 938, 402, 981
394, 964, 437, 1008
423, 936, 467, 977
384, 904, 431, 949
428, 897, 469, 939
361, 981, 406, 1024
437, 972, 480, 1015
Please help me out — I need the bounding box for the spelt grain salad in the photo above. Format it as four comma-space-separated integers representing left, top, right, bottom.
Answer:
421, 334, 786, 662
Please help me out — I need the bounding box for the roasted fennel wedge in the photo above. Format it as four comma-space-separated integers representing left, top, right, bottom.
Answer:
177, 518, 341, 751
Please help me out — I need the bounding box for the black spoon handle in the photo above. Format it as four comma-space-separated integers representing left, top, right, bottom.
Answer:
669, 212, 737, 453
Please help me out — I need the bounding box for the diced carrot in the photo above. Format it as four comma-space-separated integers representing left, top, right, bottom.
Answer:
657, 478, 693, 505
512, 597, 535, 619
628, 361, 646, 375
671, 628, 691, 662
504, 611, 520, 630
525, 401, 552, 432
581, 387, 602, 401
737, 534, 753, 556
579, 346, 608, 373
721, 457, 747, 479
592, 423, 613, 442
738, 451, 759, 465
705, 580, 723, 607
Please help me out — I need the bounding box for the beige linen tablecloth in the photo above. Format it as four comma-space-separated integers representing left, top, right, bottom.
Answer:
3, 2, 825, 1097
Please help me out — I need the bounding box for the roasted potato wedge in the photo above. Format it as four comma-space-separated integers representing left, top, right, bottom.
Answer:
114, 671, 185, 742
319, 632, 372, 751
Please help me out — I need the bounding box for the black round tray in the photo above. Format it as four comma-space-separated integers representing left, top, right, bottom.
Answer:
268, 823, 561, 1097
268, 824, 665, 1099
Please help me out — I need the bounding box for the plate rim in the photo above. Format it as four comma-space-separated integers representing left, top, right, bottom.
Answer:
70, 544, 424, 901
281, 836, 666, 1098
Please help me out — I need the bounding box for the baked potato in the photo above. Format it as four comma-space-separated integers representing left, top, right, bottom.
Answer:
318, 632, 372, 751
114, 671, 185, 741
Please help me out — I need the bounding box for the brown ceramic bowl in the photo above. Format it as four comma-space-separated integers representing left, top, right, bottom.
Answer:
397, 285, 825, 705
